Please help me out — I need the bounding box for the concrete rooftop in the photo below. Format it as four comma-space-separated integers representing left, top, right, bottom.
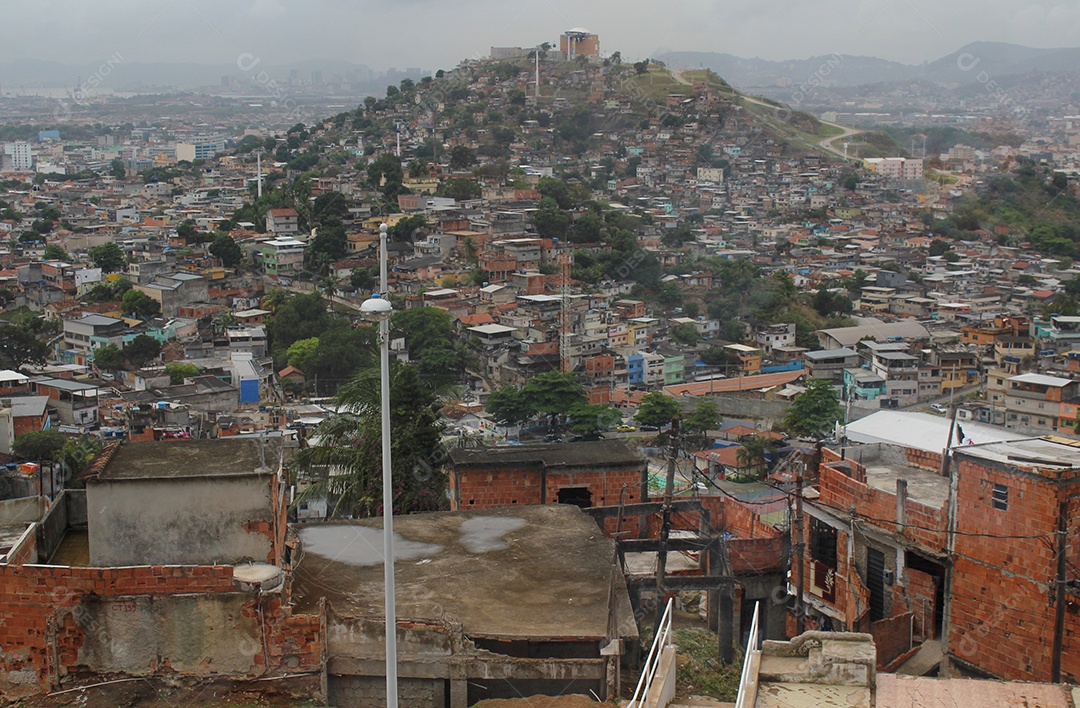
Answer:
292, 505, 637, 642
864, 463, 950, 509
95, 438, 279, 480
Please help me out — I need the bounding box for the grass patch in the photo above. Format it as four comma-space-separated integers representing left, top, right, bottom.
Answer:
674, 627, 744, 701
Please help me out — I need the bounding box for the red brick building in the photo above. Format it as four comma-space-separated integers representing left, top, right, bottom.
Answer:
793, 435, 1080, 682
447, 439, 646, 510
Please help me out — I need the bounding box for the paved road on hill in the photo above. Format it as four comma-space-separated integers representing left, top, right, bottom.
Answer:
670, 68, 861, 160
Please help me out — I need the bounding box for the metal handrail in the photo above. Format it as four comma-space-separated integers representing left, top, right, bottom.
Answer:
734, 601, 761, 708
628, 597, 674, 707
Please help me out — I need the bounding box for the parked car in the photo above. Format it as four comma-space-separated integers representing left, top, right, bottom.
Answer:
930, 404, 947, 414
617, 424, 637, 432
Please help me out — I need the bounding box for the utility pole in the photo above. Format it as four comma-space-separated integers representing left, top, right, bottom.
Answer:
938, 388, 961, 676
654, 418, 679, 629
794, 475, 806, 635
1052, 497, 1068, 682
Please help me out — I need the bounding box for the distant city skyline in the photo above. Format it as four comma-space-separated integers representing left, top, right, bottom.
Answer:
2, 0, 1079, 74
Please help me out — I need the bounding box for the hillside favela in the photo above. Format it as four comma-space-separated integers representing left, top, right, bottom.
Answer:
3, 3, 1080, 706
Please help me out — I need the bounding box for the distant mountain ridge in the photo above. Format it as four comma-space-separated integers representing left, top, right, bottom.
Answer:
656, 42, 1080, 89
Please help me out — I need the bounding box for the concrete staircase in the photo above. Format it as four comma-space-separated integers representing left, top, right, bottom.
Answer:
896, 638, 942, 676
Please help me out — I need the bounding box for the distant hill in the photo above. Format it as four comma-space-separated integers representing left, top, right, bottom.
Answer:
657, 42, 1080, 90
922, 42, 1080, 84
655, 51, 915, 88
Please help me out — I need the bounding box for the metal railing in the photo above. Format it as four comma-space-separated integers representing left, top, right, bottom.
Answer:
734, 601, 761, 708
628, 597, 674, 707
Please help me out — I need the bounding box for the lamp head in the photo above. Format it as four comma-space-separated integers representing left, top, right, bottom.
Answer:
380, 223, 388, 236
359, 292, 393, 321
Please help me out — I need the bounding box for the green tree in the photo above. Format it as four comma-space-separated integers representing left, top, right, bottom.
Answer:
305, 327, 376, 395
292, 363, 447, 517
0, 324, 48, 368
209, 233, 243, 267
56, 436, 103, 479
487, 385, 535, 426
367, 153, 405, 200
266, 292, 338, 365
176, 219, 198, 242
89, 242, 126, 272
287, 337, 320, 372
736, 436, 777, 480
449, 145, 476, 170
928, 239, 949, 257
388, 214, 428, 243
635, 392, 681, 429
12, 430, 67, 461
110, 157, 126, 179
683, 399, 721, 440
43, 244, 69, 261
164, 362, 201, 385
121, 289, 161, 319
569, 403, 621, 436
122, 335, 162, 368
521, 371, 588, 420
306, 223, 348, 272
92, 344, 124, 370
783, 379, 843, 438
439, 177, 482, 201
671, 322, 700, 346
390, 307, 466, 389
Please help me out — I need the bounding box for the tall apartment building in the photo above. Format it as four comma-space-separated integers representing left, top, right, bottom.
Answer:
863, 157, 924, 181
2, 142, 32, 171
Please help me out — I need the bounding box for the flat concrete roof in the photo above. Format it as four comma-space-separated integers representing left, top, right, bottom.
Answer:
864, 463, 949, 509
95, 438, 278, 480
292, 505, 636, 641
448, 439, 644, 470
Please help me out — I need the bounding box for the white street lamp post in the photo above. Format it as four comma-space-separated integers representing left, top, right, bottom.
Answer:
359, 222, 397, 707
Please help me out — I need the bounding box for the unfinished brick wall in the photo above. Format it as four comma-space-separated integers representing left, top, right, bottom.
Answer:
818, 463, 946, 552
0, 563, 325, 697
452, 466, 642, 510
900, 568, 938, 640
871, 611, 914, 669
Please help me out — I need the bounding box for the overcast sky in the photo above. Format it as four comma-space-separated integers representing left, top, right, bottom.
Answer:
4, 0, 1080, 70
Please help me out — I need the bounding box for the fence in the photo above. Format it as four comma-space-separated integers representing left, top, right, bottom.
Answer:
628, 597, 674, 707
734, 602, 762, 708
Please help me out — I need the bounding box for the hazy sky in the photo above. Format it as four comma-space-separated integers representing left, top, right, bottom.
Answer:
4, 0, 1080, 70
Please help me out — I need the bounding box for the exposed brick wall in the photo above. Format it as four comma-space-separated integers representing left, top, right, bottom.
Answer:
818, 463, 946, 552
0, 562, 325, 696
901, 568, 938, 640
871, 611, 913, 669
946, 456, 1080, 682
948, 554, 1080, 682
453, 467, 642, 510
904, 447, 942, 472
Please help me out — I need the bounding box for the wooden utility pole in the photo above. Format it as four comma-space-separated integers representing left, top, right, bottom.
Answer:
654, 419, 679, 629
795, 475, 806, 635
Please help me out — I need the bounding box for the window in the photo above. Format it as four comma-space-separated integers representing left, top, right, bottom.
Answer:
810, 518, 838, 569
992, 483, 1008, 511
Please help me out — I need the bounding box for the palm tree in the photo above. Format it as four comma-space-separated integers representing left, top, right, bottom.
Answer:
736, 436, 776, 481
